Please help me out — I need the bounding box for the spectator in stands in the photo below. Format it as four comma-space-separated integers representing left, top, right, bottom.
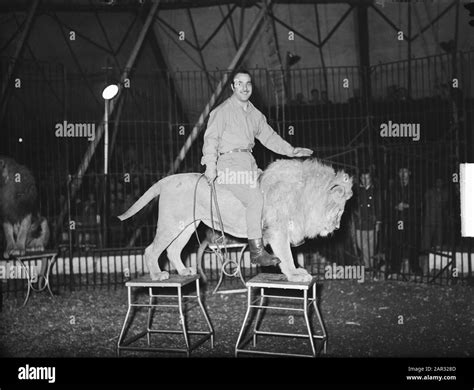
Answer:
348, 88, 361, 105
432, 78, 450, 100
389, 167, 420, 278
422, 177, 448, 252
386, 85, 400, 102
291, 92, 306, 105
321, 90, 332, 104
309, 88, 320, 104
353, 169, 382, 270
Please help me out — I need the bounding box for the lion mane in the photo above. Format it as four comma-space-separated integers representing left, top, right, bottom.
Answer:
260, 159, 353, 244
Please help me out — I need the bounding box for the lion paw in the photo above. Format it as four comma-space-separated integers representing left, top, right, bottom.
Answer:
178, 267, 195, 276
286, 272, 313, 283
294, 267, 310, 275
150, 271, 170, 281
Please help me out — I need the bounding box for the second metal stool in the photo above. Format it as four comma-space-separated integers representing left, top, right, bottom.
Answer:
235, 273, 327, 357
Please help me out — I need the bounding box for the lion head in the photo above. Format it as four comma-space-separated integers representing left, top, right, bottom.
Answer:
0, 156, 38, 223
319, 170, 353, 236
260, 158, 353, 244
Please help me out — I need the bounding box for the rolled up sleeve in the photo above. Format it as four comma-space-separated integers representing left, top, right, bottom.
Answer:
255, 114, 294, 156
201, 108, 224, 167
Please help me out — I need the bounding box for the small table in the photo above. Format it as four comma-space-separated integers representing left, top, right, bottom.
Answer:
235, 273, 327, 358
117, 274, 214, 357
11, 251, 58, 307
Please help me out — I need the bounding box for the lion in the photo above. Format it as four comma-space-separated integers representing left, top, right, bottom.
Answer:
119, 158, 353, 282
0, 157, 38, 259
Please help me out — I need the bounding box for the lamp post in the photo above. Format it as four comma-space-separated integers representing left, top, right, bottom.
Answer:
285, 51, 301, 103
101, 84, 119, 248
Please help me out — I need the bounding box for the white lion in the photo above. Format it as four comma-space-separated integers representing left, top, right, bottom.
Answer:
118, 158, 353, 282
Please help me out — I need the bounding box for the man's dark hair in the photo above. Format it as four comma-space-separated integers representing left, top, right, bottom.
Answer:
230, 68, 251, 85
398, 166, 411, 173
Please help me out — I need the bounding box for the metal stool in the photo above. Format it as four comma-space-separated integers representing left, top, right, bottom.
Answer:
12, 251, 58, 307
117, 274, 214, 357
235, 273, 327, 358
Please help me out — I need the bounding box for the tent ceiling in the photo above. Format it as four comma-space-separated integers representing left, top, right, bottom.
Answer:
0, 0, 374, 13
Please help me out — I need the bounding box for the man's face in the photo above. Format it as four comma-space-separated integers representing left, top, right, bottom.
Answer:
232, 73, 252, 102
360, 173, 371, 188
399, 168, 410, 185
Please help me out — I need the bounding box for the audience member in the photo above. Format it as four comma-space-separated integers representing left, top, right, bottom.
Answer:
309, 88, 320, 104
389, 167, 420, 277
422, 178, 448, 252
353, 169, 382, 270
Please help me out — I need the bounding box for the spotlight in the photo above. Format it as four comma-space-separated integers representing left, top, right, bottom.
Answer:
102, 84, 119, 100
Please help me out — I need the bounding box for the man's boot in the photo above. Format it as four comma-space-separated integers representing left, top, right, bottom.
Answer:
248, 238, 280, 267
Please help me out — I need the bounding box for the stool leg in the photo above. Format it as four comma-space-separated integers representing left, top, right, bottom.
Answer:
235, 287, 252, 357
312, 283, 327, 354
117, 286, 133, 357
303, 289, 316, 357
44, 257, 55, 298
147, 288, 154, 346
196, 280, 214, 348
18, 260, 32, 308
178, 287, 190, 357
252, 287, 266, 347
213, 253, 225, 294
237, 245, 246, 287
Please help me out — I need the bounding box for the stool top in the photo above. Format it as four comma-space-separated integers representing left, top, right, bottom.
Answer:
246, 273, 316, 290
126, 273, 199, 287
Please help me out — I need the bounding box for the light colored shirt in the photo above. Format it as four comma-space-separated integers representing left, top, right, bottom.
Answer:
201, 95, 294, 167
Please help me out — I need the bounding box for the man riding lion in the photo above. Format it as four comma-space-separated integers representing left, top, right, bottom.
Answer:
119, 70, 352, 282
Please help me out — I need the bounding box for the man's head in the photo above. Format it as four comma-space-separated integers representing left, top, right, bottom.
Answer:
398, 167, 410, 185
231, 69, 252, 102
295, 92, 305, 103
311, 89, 320, 101
360, 170, 372, 188
435, 177, 443, 189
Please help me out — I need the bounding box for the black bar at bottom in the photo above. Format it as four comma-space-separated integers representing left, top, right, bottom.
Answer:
0, 357, 473, 386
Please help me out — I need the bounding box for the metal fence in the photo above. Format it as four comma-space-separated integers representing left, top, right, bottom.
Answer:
1, 50, 473, 297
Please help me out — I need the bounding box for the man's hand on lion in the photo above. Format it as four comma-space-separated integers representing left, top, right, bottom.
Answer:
291, 147, 314, 157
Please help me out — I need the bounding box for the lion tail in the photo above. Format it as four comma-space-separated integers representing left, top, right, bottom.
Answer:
117, 180, 162, 221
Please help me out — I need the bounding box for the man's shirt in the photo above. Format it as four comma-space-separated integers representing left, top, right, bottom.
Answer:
201, 95, 294, 167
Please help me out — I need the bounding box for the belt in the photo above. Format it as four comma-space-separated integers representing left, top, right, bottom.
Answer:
219, 148, 252, 156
